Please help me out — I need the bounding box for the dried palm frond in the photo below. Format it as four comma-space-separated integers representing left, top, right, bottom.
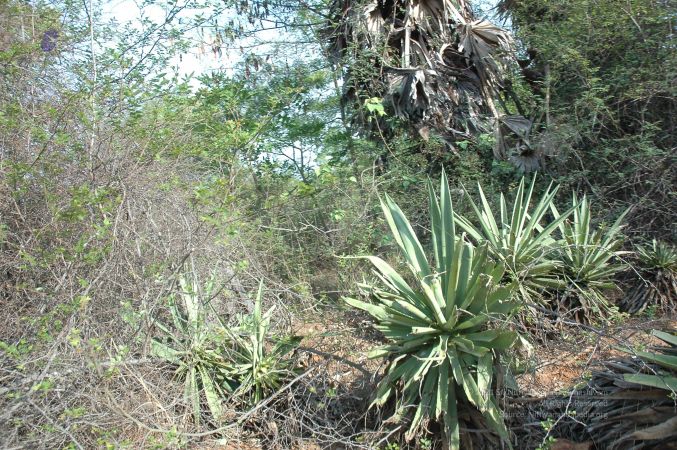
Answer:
410, 0, 457, 35
327, 0, 520, 163
495, 114, 543, 171
457, 19, 511, 85
387, 68, 431, 120
363, 1, 385, 34
620, 240, 677, 315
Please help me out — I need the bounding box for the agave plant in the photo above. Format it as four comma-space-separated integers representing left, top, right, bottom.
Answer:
150, 275, 232, 425
344, 173, 519, 448
636, 240, 677, 273
454, 176, 574, 301
223, 282, 302, 405
151, 276, 300, 423
620, 240, 677, 315
550, 195, 629, 322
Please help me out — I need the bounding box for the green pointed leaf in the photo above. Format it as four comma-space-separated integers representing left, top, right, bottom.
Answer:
186, 367, 200, 424
436, 359, 450, 420
477, 352, 493, 400
652, 330, 677, 347
151, 339, 182, 363
199, 365, 224, 421
342, 297, 389, 321
444, 379, 460, 448
623, 373, 677, 391
631, 350, 677, 371
461, 367, 485, 410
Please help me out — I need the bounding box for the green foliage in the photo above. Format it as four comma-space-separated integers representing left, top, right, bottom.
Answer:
550, 195, 629, 321
621, 239, 677, 315
552, 195, 628, 288
0, 339, 34, 359
504, 0, 676, 237
151, 275, 232, 425
344, 173, 518, 447
2, 0, 675, 446
449, 177, 632, 323
454, 176, 573, 299
364, 97, 386, 119
151, 276, 300, 424
636, 240, 677, 272
222, 282, 302, 405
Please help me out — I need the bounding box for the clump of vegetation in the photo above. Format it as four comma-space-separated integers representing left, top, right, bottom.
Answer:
222, 283, 302, 406
150, 275, 232, 424
1, 0, 675, 447
551, 195, 629, 323
620, 240, 677, 315
344, 173, 519, 447
455, 179, 630, 325
454, 176, 572, 302
151, 276, 300, 424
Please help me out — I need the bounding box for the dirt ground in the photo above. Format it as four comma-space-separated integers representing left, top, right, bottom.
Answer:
211, 312, 676, 449
515, 317, 676, 397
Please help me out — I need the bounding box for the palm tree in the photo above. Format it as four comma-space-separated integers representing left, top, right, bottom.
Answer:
327, 0, 537, 168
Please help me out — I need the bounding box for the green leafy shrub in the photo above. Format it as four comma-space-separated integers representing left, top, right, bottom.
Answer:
344, 173, 518, 447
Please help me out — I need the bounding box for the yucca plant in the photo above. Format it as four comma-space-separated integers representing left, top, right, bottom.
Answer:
550, 195, 629, 322
344, 173, 519, 448
620, 240, 677, 315
151, 276, 300, 424
150, 274, 232, 425
223, 282, 302, 405
454, 176, 575, 301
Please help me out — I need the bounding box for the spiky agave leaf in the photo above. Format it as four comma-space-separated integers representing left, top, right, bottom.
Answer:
224, 281, 301, 405
457, 18, 512, 86
637, 240, 677, 272
344, 172, 517, 448
150, 276, 301, 422
620, 329, 677, 393
553, 195, 629, 286
602, 330, 677, 447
